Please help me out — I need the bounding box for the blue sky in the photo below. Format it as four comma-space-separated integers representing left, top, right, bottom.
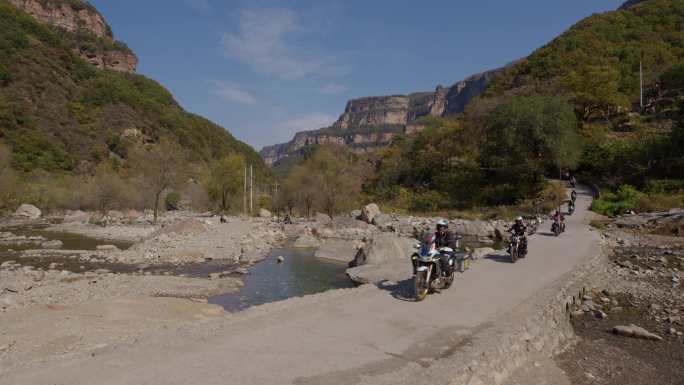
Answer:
89, 0, 624, 150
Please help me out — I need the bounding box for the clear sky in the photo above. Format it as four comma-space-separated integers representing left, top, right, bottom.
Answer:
89, 0, 625, 151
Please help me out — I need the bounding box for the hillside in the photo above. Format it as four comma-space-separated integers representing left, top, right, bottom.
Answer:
0, 0, 266, 174
260, 66, 508, 167
361, 0, 684, 211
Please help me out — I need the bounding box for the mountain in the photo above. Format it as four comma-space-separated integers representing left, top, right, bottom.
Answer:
8, 0, 137, 72
260, 66, 508, 167
0, 0, 266, 174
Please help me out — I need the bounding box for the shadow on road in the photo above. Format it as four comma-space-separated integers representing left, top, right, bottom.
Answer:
376, 279, 417, 302
484, 254, 513, 264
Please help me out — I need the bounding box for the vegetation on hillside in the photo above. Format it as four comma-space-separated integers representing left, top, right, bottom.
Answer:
0, 0, 265, 174
0, 0, 271, 216
356, 0, 684, 216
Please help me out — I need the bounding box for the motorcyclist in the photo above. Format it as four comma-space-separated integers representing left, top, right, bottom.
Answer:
571, 190, 577, 202
435, 219, 458, 276
552, 210, 566, 232
568, 199, 575, 215
508, 216, 528, 255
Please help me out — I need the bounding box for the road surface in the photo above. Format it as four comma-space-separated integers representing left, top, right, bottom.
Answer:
1, 187, 600, 385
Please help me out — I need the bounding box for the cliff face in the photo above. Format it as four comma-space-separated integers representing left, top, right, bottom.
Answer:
8, 0, 137, 72
261, 67, 503, 166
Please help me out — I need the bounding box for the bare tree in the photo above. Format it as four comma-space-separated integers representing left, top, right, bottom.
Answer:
130, 138, 189, 224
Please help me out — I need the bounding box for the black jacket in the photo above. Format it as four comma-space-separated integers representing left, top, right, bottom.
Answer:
510, 223, 527, 236
435, 230, 458, 249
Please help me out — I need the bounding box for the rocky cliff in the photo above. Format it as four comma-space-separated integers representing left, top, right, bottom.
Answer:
8, 0, 137, 72
261, 67, 503, 166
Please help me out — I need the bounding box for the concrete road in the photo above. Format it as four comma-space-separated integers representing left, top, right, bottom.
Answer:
1, 187, 599, 385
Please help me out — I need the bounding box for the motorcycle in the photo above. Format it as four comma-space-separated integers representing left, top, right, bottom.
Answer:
527, 215, 544, 235
411, 234, 462, 301
508, 230, 526, 263
551, 218, 565, 236
568, 201, 575, 216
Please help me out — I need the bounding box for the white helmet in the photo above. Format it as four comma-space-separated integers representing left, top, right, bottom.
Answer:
516, 216, 523, 222
436, 219, 449, 227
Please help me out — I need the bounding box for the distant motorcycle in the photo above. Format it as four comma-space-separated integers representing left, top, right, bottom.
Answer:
527, 215, 544, 235
568, 201, 575, 216
411, 234, 464, 301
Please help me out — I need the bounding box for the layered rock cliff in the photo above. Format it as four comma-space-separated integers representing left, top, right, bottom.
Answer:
8, 0, 137, 72
261, 67, 503, 166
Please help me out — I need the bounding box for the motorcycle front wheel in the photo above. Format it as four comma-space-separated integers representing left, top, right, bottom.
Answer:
510, 246, 518, 263
414, 271, 429, 301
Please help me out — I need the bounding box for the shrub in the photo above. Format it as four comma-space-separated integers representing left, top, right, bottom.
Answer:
591, 185, 645, 216
165, 191, 181, 211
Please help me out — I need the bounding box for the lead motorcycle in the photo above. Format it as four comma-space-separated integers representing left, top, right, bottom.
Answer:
508, 229, 527, 263
411, 233, 462, 301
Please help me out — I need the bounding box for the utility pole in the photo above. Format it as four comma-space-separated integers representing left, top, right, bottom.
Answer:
640, 60, 644, 109
243, 166, 247, 215
249, 164, 253, 214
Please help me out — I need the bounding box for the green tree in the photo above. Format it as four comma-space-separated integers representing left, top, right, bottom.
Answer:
206, 154, 245, 212
565, 65, 630, 120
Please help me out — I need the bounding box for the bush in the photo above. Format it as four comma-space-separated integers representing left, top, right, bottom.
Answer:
165, 191, 181, 211
591, 185, 645, 216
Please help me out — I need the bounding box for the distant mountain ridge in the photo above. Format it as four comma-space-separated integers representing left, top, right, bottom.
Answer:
260, 66, 507, 167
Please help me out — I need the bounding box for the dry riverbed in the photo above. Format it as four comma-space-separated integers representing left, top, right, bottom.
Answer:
555, 213, 684, 385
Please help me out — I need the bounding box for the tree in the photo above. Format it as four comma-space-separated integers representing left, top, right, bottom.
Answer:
483, 96, 582, 203
130, 138, 189, 224
282, 164, 317, 218
564, 65, 630, 121
85, 164, 129, 214
307, 146, 363, 218
206, 154, 245, 212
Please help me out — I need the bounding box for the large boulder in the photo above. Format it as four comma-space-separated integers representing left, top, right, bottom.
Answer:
315, 239, 359, 264
352, 233, 416, 267
259, 208, 272, 218
372, 213, 394, 230
360, 203, 381, 224
13, 204, 41, 219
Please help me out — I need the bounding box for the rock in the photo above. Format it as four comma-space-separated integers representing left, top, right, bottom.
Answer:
668, 327, 677, 335
372, 213, 394, 230
259, 208, 272, 218
234, 268, 250, 275
276, 256, 285, 263
350, 210, 362, 219
668, 315, 681, 324
41, 240, 63, 249
208, 272, 222, 280
63, 210, 90, 223
616, 260, 633, 269
360, 203, 381, 224
613, 324, 663, 341
293, 234, 321, 248
96, 245, 120, 251
595, 310, 608, 319
315, 239, 358, 264
13, 204, 41, 219
352, 233, 416, 266
315, 213, 332, 224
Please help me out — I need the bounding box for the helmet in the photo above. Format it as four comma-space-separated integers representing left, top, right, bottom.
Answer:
516, 216, 523, 222
436, 219, 449, 228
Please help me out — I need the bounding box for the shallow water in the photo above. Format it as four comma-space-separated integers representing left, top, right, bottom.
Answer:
208, 248, 356, 312
0, 225, 132, 252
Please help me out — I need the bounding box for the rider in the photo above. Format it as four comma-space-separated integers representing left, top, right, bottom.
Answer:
508, 216, 528, 255
552, 210, 566, 232
435, 219, 458, 276
571, 190, 578, 202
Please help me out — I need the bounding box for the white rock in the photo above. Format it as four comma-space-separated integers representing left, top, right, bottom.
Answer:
13, 204, 41, 219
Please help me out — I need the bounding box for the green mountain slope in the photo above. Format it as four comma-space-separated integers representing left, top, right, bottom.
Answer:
0, 0, 266, 174
479, 0, 684, 116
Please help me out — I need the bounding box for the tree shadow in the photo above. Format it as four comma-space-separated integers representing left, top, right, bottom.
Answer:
376, 278, 417, 302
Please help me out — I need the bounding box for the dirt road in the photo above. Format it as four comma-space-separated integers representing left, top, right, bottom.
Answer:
1, 187, 600, 385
